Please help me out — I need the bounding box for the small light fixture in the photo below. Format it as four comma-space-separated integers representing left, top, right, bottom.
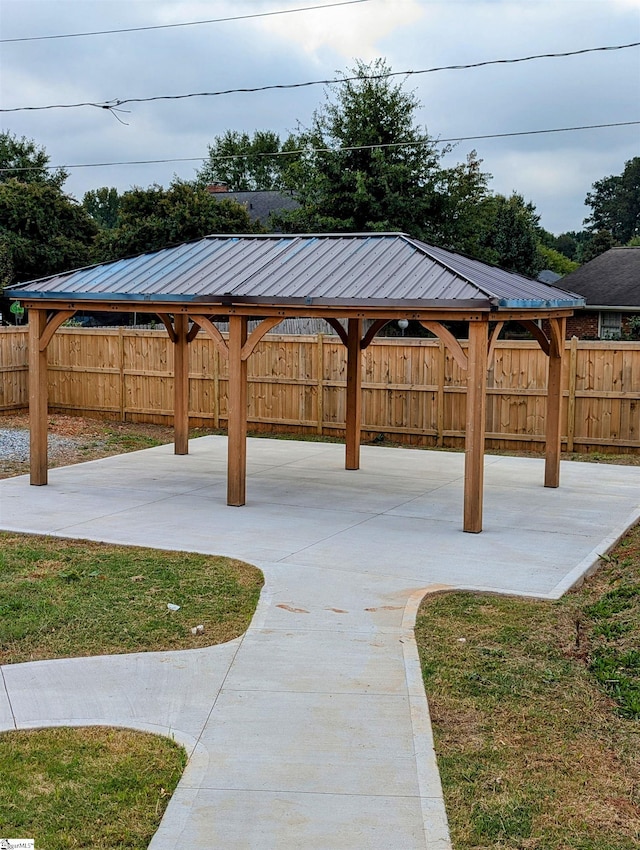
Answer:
397, 319, 409, 336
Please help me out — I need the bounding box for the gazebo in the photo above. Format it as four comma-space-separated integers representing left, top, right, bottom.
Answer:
7, 232, 585, 533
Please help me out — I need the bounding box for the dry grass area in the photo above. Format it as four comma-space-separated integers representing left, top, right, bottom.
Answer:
416, 523, 640, 849
0, 413, 179, 479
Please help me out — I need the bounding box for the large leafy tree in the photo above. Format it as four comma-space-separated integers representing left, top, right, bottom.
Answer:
584, 157, 640, 244
536, 244, 579, 276
0, 177, 98, 325
275, 59, 449, 238
0, 133, 98, 313
95, 181, 257, 262
0, 131, 68, 188
0, 133, 96, 300
195, 130, 299, 191
475, 193, 542, 277
430, 150, 493, 255
83, 187, 121, 229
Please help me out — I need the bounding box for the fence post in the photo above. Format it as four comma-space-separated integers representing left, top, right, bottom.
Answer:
566, 335, 578, 453
436, 339, 445, 447
118, 326, 126, 421
213, 337, 220, 429
316, 333, 324, 435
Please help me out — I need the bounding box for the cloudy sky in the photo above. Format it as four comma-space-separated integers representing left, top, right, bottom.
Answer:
1, 0, 638, 235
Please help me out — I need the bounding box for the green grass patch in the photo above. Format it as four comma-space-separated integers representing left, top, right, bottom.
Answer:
0, 532, 264, 663
0, 726, 186, 849
102, 429, 165, 452
416, 522, 640, 849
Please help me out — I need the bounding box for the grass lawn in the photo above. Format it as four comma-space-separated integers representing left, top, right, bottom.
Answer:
0, 533, 264, 847
416, 521, 640, 849
0, 533, 263, 664
0, 727, 186, 850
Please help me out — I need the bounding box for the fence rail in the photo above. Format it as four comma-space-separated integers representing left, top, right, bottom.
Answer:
1, 327, 638, 453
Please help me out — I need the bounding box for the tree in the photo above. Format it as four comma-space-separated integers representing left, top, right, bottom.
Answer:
95, 181, 257, 262
0, 178, 97, 288
584, 157, 640, 244
0, 131, 68, 188
275, 59, 448, 238
580, 229, 617, 263
195, 130, 299, 191
83, 187, 121, 229
475, 193, 542, 277
536, 244, 579, 276
430, 150, 492, 255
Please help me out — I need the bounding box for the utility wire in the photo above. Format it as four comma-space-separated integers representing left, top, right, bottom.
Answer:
1, 42, 638, 114
0, 0, 373, 43
2, 120, 637, 175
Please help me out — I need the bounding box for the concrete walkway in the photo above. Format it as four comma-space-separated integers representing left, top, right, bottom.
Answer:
1, 437, 638, 849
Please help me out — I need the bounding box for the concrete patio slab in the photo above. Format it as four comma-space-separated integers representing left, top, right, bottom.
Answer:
1, 436, 638, 850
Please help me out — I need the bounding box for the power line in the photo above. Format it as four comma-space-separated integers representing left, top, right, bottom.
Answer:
2, 42, 638, 114
2, 120, 637, 175
0, 0, 373, 43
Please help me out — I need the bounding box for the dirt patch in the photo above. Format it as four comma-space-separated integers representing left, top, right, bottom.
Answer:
0, 414, 178, 480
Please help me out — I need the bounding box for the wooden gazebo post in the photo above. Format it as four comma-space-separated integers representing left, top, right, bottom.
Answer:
544, 317, 566, 488
345, 318, 363, 470
29, 307, 49, 485
173, 313, 190, 455
227, 314, 248, 506
464, 320, 489, 533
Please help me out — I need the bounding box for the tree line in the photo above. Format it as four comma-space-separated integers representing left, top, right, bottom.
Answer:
1, 59, 638, 300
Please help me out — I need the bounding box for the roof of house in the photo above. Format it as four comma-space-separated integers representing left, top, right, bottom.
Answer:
223, 190, 299, 224
560, 246, 640, 308
7, 232, 585, 311
537, 269, 562, 285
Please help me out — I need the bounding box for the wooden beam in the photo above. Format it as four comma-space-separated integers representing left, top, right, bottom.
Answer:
173, 313, 189, 455
360, 319, 390, 350
157, 313, 177, 344
241, 317, 282, 361
187, 321, 201, 343
464, 321, 488, 533
516, 319, 550, 356
227, 315, 248, 506
190, 314, 229, 359
545, 317, 566, 488
345, 318, 363, 470
419, 321, 468, 371
39, 310, 76, 351
325, 318, 348, 347
29, 308, 49, 485
487, 321, 505, 366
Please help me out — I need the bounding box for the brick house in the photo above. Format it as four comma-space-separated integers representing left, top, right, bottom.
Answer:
560, 247, 640, 339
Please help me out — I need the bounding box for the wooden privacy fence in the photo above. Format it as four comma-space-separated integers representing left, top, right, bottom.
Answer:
1, 326, 639, 453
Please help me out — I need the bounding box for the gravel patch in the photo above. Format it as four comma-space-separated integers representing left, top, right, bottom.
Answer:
0, 428, 83, 462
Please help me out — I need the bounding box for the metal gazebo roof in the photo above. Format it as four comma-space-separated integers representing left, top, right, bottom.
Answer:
7, 233, 585, 311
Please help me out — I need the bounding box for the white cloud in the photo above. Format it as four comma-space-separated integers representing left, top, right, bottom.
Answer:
259, 0, 424, 61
